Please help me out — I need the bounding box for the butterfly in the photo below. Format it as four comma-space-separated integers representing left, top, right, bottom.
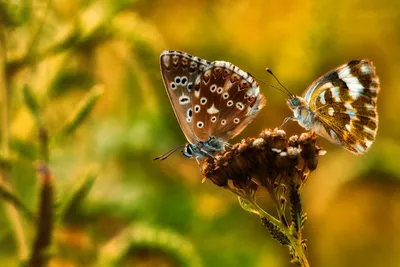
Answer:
283, 59, 380, 154
154, 50, 266, 164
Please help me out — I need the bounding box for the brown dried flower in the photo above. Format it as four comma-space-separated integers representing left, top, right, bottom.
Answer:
201, 129, 326, 267
202, 128, 324, 193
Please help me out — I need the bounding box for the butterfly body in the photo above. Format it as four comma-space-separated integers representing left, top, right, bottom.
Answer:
157, 50, 266, 162
287, 97, 314, 130
182, 136, 226, 159
286, 59, 380, 154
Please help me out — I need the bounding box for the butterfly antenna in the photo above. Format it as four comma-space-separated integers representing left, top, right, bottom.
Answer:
153, 145, 186, 161
265, 68, 294, 98
254, 77, 291, 96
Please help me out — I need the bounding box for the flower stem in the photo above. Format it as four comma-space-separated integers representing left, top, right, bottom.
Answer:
268, 186, 288, 227
248, 199, 283, 231
250, 200, 310, 267
0, 23, 29, 260
29, 163, 54, 267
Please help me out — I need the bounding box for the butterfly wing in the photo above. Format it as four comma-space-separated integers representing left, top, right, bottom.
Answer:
191, 61, 266, 142
304, 59, 380, 154
160, 51, 211, 144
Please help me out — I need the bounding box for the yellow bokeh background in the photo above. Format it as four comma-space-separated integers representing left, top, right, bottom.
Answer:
0, 0, 399, 266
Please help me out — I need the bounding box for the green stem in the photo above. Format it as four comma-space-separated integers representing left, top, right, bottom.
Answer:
248, 199, 283, 230
268, 186, 288, 227
227, 186, 282, 227
0, 23, 29, 260
250, 200, 310, 267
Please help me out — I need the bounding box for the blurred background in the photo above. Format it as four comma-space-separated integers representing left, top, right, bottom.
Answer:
0, 0, 400, 266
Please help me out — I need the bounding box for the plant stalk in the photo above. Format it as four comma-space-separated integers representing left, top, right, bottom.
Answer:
250, 200, 310, 267
0, 23, 29, 260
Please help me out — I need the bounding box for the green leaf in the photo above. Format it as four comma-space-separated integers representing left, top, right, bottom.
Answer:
23, 85, 41, 126
0, 182, 35, 222
289, 182, 306, 234
98, 223, 203, 267
260, 217, 290, 246
57, 167, 98, 222
0, 0, 26, 27
57, 84, 104, 141
48, 70, 95, 98
238, 196, 259, 215
46, 29, 81, 56
9, 138, 38, 161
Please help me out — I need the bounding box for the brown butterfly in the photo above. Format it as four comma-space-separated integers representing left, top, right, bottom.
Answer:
154, 50, 266, 164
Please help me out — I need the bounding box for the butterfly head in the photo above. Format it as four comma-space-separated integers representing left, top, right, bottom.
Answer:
288, 96, 300, 107
182, 137, 226, 159
286, 96, 314, 130
182, 143, 194, 158
287, 96, 307, 111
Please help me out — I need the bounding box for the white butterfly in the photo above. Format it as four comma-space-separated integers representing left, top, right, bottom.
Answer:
284, 59, 379, 154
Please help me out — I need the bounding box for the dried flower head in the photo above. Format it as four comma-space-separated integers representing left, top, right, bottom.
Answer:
202, 128, 325, 196
201, 129, 326, 267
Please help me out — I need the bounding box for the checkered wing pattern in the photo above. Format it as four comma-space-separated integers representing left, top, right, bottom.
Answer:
304, 59, 379, 154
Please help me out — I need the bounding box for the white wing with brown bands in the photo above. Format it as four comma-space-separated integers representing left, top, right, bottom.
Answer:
305, 59, 379, 154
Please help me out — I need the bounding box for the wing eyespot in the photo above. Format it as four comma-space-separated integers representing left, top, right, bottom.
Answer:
210, 84, 217, 93
170, 82, 177, 90
187, 108, 193, 118
174, 77, 181, 84
179, 95, 190, 105
181, 77, 188, 85
236, 102, 244, 110
187, 82, 193, 91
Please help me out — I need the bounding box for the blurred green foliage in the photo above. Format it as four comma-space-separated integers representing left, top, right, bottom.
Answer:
0, 0, 400, 266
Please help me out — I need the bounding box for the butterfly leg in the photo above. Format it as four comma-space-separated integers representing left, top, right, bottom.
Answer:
279, 116, 294, 129
200, 148, 216, 159
224, 142, 232, 148
195, 158, 202, 170
195, 157, 206, 173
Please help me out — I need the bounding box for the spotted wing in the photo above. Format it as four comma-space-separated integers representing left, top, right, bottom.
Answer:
304, 59, 380, 154
190, 61, 266, 142
160, 51, 211, 144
